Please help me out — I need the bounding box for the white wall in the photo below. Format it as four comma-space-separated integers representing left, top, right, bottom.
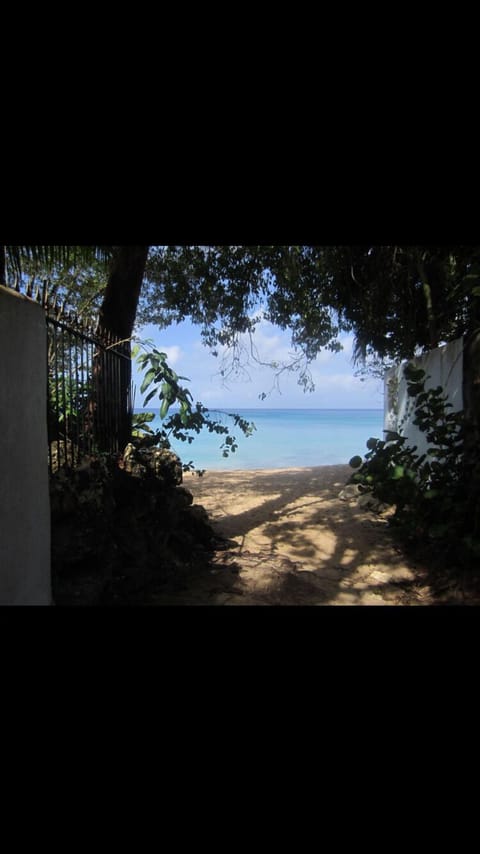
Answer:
384, 337, 464, 460
0, 286, 52, 605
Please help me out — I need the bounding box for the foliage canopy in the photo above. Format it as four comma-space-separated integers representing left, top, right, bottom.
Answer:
6, 244, 479, 373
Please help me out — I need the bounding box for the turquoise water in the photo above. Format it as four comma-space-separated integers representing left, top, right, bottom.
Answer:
134, 408, 385, 470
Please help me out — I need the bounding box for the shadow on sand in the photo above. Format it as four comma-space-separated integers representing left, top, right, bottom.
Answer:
177, 465, 452, 606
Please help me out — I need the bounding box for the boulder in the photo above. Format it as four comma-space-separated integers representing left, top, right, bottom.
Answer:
338, 484, 362, 501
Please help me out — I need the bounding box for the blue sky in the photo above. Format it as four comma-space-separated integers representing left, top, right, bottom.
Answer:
131, 318, 385, 411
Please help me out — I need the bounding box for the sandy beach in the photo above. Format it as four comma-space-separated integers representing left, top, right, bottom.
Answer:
182, 464, 440, 605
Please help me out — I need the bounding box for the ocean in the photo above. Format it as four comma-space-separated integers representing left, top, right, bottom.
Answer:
133, 408, 385, 470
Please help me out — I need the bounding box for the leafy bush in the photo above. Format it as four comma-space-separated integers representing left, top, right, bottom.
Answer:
348, 361, 476, 566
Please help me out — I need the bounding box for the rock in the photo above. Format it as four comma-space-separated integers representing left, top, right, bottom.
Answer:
175, 486, 194, 507
181, 504, 215, 546
123, 444, 183, 485
338, 484, 362, 501
51, 445, 217, 605
357, 493, 391, 513
151, 449, 183, 485
357, 493, 380, 511
123, 443, 137, 473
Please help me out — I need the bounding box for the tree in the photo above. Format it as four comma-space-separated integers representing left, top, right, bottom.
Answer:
141, 244, 479, 384
1, 246, 113, 289
141, 246, 480, 508
1, 245, 261, 456
5, 251, 110, 320
97, 246, 149, 448
140, 246, 344, 391
5, 244, 479, 470
6, 244, 477, 371
1, 246, 127, 451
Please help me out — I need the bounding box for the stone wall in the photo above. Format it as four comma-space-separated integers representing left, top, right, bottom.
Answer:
0, 286, 52, 604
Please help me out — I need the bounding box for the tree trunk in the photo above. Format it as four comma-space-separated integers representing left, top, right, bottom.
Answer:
96, 246, 149, 452
99, 246, 149, 339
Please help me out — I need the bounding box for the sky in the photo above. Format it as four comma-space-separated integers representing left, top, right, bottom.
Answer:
131, 318, 385, 411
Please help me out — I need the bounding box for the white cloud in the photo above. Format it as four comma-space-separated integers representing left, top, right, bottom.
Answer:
133, 320, 384, 410
162, 345, 182, 366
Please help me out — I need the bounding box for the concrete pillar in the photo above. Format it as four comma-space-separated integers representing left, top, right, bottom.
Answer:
0, 286, 52, 605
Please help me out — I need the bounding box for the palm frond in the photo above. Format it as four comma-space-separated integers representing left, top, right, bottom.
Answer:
3, 245, 113, 279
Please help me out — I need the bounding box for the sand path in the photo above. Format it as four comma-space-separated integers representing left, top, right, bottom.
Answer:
180, 465, 438, 605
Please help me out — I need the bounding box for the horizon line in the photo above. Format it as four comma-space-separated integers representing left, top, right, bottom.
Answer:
134, 406, 384, 412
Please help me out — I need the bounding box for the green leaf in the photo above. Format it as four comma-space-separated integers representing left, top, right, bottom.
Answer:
132, 411, 155, 425
142, 389, 158, 407
349, 455, 363, 468
384, 431, 401, 442
132, 424, 153, 435
140, 368, 157, 394
404, 365, 426, 382
407, 383, 424, 397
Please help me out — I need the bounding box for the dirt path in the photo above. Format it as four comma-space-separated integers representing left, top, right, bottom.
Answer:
172, 465, 445, 606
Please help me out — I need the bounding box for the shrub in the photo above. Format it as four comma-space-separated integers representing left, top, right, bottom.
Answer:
348, 362, 475, 566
